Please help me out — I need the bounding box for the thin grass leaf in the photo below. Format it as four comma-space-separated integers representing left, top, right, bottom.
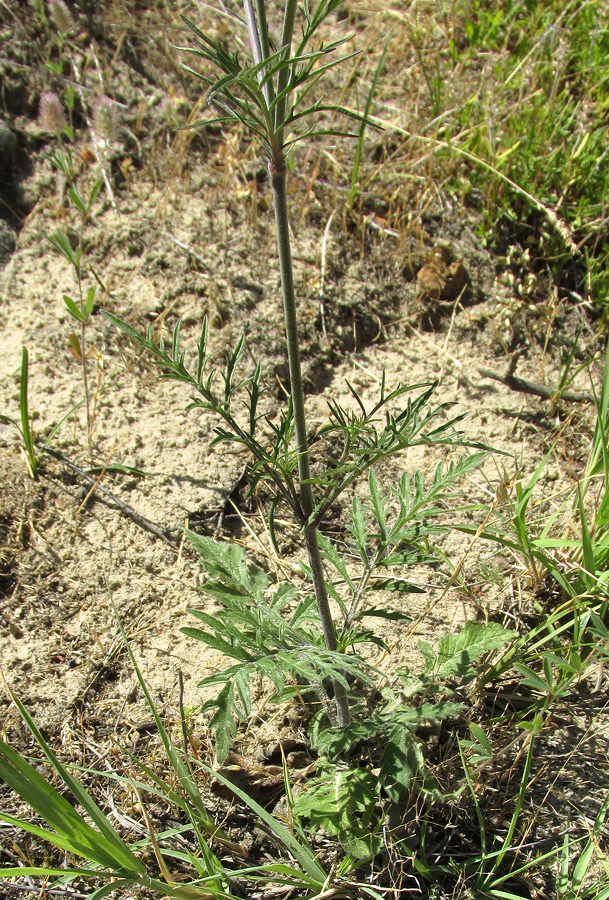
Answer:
113, 607, 220, 838
577, 485, 597, 587
571, 792, 609, 895
0, 748, 141, 872
19, 348, 37, 477
0, 866, 118, 879
195, 761, 327, 885
4, 690, 145, 873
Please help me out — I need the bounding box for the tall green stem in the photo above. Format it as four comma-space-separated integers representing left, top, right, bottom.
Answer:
243, 0, 349, 727
270, 156, 350, 727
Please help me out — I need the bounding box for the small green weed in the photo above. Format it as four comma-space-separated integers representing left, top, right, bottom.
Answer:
0, 347, 80, 479
0, 348, 41, 479
40, 77, 119, 460
104, 0, 491, 753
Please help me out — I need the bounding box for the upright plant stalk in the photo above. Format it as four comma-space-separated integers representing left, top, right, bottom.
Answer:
244, 0, 350, 726
75, 258, 93, 463
271, 159, 350, 727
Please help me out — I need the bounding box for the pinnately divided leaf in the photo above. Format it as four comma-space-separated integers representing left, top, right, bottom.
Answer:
419, 620, 516, 681
183, 534, 377, 759
293, 762, 380, 859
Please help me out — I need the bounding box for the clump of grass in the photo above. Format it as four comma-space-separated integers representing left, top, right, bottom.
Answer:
337, 1, 608, 318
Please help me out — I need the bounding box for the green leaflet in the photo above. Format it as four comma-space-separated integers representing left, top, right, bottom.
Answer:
186, 532, 269, 599
418, 621, 516, 681
293, 762, 381, 859
208, 682, 239, 765
182, 535, 383, 761
312, 699, 464, 760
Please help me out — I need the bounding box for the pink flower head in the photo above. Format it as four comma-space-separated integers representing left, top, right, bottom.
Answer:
38, 91, 67, 135
48, 0, 73, 33
92, 95, 118, 144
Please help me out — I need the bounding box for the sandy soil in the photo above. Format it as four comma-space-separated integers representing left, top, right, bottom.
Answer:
1, 2, 607, 892
0, 121, 598, 728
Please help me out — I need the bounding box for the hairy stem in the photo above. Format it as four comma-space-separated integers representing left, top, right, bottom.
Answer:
271, 157, 350, 727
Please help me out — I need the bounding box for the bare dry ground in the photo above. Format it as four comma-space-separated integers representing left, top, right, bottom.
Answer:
1, 1, 608, 897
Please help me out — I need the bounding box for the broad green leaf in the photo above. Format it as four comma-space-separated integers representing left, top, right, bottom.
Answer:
470, 723, 492, 757
64, 293, 85, 322
85, 285, 96, 318
209, 681, 238, 763
514, 662, 550, 693
186, 532, 269, 600
353, 605, 412, 622
365, 577, 425, 594
68, 332, 83, 360
379, 726, 417, 802
181, 625, 254, 661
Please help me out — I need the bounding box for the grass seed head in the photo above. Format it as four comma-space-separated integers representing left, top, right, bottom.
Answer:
48, 0, 73, 33
38, 91, 67, 135
92, 95, 119, 144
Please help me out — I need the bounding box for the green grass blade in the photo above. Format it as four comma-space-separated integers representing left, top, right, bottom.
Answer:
196, 761, 327, 885
458, 739, 486, 860
577, 485, 596, 586
571, 792, 609, 894
43, 398, 85, 449
590, 340, 609, 476
492, 717, 540, 876
0, 866, 115, 879
5, 690, 145, 874
557, 832, 569, 898
19, 347, 37, 477
0, 745, 139, 872
112, 603, 228, 843
85, 880, 135, 900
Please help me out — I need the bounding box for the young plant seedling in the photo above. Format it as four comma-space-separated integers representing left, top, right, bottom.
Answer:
0, 347, 82, 479
0, 348, 42, 479
40, 91, 105, 461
